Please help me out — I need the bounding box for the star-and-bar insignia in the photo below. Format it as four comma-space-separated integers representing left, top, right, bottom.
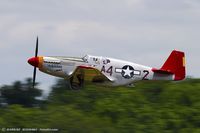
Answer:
115, 65, 141, 79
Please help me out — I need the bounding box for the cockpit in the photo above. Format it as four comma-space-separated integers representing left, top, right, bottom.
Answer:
82, 55, 89, 63
82, 55, 102, 64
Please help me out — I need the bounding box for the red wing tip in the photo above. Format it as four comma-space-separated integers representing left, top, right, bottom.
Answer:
78, 66, 94, 69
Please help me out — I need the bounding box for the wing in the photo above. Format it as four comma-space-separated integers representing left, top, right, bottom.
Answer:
70, 65, 114, 84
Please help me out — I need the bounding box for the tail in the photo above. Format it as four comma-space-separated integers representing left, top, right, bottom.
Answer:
152, 50, 186, 80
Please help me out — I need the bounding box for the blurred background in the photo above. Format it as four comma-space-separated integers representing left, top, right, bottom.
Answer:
0, 0, 200, 132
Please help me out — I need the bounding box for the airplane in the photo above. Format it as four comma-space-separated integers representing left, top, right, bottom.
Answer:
28, 37, 186, 89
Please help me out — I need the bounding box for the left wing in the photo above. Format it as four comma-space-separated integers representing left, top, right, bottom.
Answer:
70, 65, 115, 84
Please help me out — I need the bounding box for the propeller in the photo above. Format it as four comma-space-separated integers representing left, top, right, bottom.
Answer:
32, 37, 38, 88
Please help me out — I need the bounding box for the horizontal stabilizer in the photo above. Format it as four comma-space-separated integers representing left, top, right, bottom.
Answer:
152, 68, 173, 74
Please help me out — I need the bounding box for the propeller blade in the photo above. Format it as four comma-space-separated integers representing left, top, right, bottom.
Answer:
33, 37, 38, 88
35, 37, 38, 57
33, 67, 37, 88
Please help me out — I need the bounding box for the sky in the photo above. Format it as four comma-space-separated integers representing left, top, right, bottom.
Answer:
0, 0, 200, 95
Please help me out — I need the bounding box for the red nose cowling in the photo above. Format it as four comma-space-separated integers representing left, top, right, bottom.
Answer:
28, 57, 39, 67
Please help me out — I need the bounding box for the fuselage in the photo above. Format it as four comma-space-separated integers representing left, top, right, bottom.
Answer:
28, 55, 174, 86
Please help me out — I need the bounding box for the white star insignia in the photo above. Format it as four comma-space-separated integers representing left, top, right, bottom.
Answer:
122, 66, 133, 77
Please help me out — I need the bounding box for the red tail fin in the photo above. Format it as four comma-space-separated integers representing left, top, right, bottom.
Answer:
153, 50, 186, 80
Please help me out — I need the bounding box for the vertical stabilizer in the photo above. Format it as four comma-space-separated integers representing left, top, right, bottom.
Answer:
160, 50, 186, 80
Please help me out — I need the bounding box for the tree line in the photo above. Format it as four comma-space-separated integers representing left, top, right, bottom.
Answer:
0, 78, 200, 132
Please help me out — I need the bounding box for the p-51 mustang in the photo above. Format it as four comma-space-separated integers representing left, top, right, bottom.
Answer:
28, 38, 186, 89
